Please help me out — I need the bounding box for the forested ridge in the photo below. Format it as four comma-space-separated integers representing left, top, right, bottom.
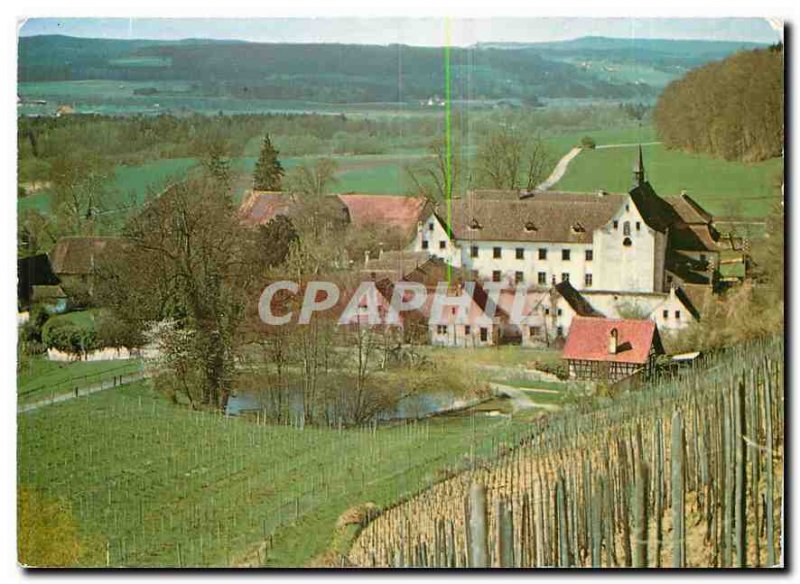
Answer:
654, 45, 783, 162
19, 35, 763, 104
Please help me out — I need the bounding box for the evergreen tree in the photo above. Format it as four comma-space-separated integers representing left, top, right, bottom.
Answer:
253, 134, 284, 191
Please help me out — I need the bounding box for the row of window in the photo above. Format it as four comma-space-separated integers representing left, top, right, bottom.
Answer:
613, 220, 641, 234
469, 246, 594, 261
663, 309, 681, 320
435, 324, 489, 341
490, 271, 593, 287
422, 239, 447, 251
528, 325, 563, 338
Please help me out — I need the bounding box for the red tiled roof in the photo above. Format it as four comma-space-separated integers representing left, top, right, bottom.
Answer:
238, 191, 294, 226
337, 194, 427, 232
562, 316, 660, 365
50, 237, 125, 275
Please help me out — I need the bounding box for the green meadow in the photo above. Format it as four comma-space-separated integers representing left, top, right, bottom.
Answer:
18, 383, 528, 567
556, 142, 782, 217
19, 157, 198, 216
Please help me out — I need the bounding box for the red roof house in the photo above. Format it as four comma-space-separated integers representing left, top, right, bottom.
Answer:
337, 194, 428, 235
562, 316, 664, 382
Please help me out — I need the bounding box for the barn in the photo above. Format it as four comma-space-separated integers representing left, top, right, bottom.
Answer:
562, 316, 664, 382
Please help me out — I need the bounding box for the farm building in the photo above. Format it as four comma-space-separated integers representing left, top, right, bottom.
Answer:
49, 236, 124, 302
562, 316, 665, 382
408, 148, 719, 303
238, 190, 429, 241
17, 253, 60, 309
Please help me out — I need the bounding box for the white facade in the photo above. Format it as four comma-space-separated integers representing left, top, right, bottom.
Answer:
583, 288, 696, 333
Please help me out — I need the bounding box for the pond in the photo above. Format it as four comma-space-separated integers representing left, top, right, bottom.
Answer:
226, 388, 480, 422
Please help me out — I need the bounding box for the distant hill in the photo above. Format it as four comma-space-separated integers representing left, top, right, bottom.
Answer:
18, 34, 762, 106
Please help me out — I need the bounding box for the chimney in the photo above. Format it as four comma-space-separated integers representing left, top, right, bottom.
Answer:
364, 250, 370, 265
608, 328, 619, 355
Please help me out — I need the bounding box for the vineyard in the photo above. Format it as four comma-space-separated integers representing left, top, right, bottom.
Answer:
17, 383, 532, 567
350, 336, 784, 568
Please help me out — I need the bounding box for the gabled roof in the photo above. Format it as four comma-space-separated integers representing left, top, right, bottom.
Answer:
337, 194, 428, 234
238, 191, 294, 226
669, 224, 721, 252
628, 181, 681, 233
554, 281, 603, 317
31, 285, 67, 302
50, 237, 124, 276
363, 251, 430, 282
663, 193, 714, 225
446, 192, 626, 244
563, 316, 663, 365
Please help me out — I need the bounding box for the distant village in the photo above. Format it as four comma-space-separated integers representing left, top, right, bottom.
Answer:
18, 148, 751, 384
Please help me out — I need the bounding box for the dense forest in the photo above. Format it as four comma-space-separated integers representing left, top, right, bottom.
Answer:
19, 35, 761, 104
653, 45, 783, 162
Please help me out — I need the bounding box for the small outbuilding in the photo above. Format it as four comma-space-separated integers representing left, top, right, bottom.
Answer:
562, 316, 665, 382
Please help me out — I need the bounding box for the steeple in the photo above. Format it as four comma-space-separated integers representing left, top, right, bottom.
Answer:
633, 144, 646, 186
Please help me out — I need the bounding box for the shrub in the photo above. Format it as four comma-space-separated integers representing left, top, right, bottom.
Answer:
580, 135, 596, 149
42, 316, 97, 354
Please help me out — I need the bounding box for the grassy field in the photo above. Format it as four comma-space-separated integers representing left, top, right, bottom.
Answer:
19, 157, 197, 217
18, 382, 529, 567
556, 142, 782, 217
17, 357, 143, 406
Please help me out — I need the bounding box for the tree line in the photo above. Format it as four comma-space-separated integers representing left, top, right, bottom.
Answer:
653, 45, 783, 162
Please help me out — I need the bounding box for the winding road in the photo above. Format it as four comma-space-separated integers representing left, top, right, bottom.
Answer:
538, 141, 662, 191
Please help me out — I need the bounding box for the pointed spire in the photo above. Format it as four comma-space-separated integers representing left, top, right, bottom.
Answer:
633, 144, 646, 186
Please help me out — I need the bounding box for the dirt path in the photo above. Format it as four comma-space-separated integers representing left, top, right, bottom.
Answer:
17, 371, 147, 415
539, 141, 663, 191
489, 383, 561, 412
595, 141, 661, 149
537, 147, 582, 191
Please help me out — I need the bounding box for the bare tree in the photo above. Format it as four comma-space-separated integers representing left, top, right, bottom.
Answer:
476, 128, 553, 192
405, 138, 469, 203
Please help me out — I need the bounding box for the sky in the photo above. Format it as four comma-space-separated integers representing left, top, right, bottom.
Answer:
18, 17, 780, 46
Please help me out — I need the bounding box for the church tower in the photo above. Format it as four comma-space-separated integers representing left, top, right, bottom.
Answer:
633, 144, 646, 186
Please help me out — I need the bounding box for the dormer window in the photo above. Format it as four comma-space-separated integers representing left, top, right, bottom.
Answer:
469, 218, 482, 230
524, 221, 537, 232
571, 222, 585, 233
